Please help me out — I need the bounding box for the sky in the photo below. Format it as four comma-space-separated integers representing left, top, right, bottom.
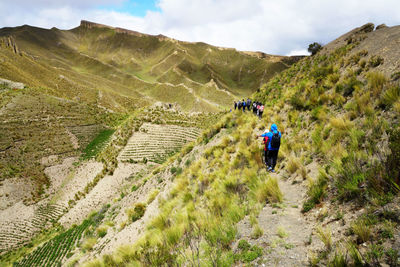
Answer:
0, 0, 399, 56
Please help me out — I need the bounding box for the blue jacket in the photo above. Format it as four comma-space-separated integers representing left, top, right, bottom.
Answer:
261, 124, 281, 151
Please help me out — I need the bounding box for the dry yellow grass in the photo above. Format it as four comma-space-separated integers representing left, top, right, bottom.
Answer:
287, 155, 301, 174
329, 117, 354, 131
256, 177, 283, 203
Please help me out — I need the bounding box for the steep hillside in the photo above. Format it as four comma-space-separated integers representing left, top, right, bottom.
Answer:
0, 21, 296, 208
252, 22, 400, 265
1, 22, 399, 267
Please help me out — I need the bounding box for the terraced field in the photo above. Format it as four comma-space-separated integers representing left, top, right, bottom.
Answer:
15, 220, 90, 267
0, 204, 66, 254
118, 123, 201, 163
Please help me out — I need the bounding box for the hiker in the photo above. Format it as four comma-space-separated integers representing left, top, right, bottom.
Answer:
234, 101, 237, 110
260, 124, 282, 172
256, 102, 260, 117
253, 102, 257, 114
259, 103, 264, 118
242, 99, 246, 112
238, 100, 242, 110
247, 98, 251, 111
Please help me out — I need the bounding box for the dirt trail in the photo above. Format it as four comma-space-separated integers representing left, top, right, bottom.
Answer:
238, 173, 321, 266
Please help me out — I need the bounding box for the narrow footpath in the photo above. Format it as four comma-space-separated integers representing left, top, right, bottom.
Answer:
238, 173, 320, 266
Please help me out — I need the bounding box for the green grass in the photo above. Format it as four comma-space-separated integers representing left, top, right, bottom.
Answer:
235, 240, 263, 263
81, 129, 115, 160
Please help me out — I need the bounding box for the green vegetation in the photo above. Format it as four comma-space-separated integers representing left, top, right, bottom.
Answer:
234, 240, 263, 263
2, 22, 400, 267
79, 112, 281, 266
127, 203, 146, 222
253, 37, 399, 266
81, 129, 115, 160
14, 206, 109, 267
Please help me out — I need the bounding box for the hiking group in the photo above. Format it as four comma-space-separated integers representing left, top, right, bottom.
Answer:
233, 99, 280, 171
259, 123, 281, 172
233, 98, 264, 118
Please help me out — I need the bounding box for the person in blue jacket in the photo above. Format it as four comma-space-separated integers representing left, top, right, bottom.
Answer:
259, 123, 282, 172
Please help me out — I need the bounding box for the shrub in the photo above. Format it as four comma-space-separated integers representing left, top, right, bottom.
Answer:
127, 203, 146, 222
342, 76, 362, 97
381, 85, 400, 108
367, 71, 387, 97
308, 42, 322, 55
368, 55, 384, 67
96, 226, 108, 238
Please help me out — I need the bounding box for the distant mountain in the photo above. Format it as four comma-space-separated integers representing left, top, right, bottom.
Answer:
0, 20, 300, 113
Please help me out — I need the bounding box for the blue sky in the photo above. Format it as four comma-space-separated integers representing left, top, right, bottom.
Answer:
1, 0, 399, 55
99, 1, 159, 17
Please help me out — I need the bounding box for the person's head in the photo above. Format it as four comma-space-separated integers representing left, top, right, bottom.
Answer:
270, 123, 278, 132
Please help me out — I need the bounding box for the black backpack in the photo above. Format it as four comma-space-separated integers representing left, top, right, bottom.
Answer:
270, 131, 281, 149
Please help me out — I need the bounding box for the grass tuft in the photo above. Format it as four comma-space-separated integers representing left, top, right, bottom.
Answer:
255, 177, 283, 203
351, 219, 372, 243
315, 225, 332, 251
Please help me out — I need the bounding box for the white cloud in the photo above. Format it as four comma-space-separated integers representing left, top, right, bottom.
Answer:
1, 0, 400, 55
286, 49, 310, 56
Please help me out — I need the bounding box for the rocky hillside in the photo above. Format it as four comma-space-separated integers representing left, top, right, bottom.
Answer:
1, 22, 399, 267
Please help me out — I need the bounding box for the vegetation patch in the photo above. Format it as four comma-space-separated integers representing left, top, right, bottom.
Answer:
234, 240, 263, 263
81, 129, 115, 160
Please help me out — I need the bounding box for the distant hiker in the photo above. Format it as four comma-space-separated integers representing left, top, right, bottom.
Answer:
238, 100, 242, 110
253, 102, 257, 114
260, 124, 282, 172
247, 98, 251, 111
256, 102, 260, 117
242, 99, 246, 112
234, 101, 237, 110
259, 103, 264, 118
